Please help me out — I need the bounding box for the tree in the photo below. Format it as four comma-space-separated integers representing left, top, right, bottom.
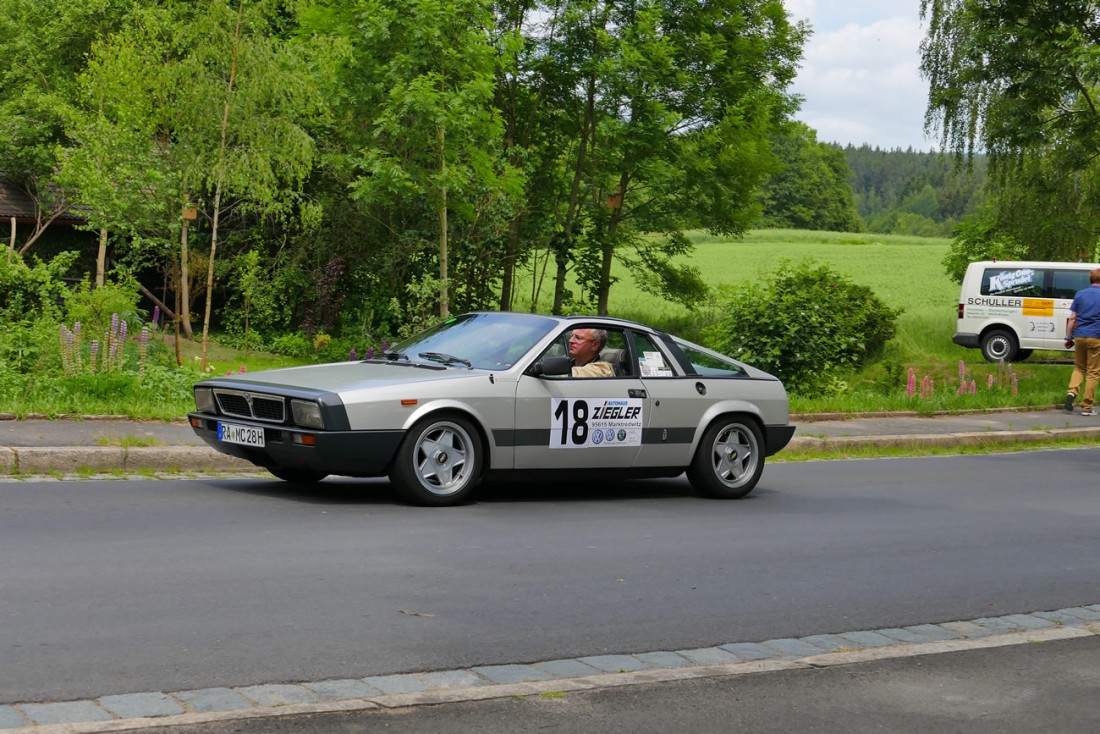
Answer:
60, 0, 334, 366
0, 0, 135, 256
760, 123, 861, 232
339, 0, 522, 318
921, 0, 1100, 258
503, 0, 805, 312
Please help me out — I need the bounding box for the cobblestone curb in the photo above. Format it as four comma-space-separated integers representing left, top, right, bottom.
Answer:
3, 605, 1097, 732
786, 426, 1100, 452
0, 446, 255, 475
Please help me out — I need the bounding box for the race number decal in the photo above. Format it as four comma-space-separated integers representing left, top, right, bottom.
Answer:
550, 398, 643, 448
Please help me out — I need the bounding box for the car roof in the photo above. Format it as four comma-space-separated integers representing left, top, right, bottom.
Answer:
466, 311, 668, 336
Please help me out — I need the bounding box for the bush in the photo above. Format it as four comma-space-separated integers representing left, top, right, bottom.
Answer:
705, 259, 902, 395
942, 212, 1027, 284
0, 251, 77, 323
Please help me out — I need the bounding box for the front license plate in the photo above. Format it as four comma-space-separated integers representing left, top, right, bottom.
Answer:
218, 422, 265, 448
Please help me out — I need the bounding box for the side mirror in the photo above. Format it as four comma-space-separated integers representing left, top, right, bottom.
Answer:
536, 356, 572, 377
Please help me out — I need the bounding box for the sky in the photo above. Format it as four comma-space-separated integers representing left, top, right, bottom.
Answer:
786, 0, 933, 151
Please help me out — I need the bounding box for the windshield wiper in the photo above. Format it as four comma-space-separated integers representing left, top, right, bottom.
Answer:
383, 350, 409, 362
418, 352, 473, 369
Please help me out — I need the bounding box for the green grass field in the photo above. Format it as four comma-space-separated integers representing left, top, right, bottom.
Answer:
517, 228, 1070, 413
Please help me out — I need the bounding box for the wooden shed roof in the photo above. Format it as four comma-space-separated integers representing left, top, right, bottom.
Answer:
0, 179, 86, 223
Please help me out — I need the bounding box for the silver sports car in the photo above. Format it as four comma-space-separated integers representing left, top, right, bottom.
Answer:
189, 312, 794, 505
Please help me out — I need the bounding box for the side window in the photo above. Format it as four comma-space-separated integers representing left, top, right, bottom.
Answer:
981, 267, 1044, 297
1051, 270, 1090, 299
675, 342, 748, 377
631, 333, 676, 377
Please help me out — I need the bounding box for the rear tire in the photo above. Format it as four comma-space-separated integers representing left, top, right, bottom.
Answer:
686, 417, 764, 499
267, 467, 327, 484
390, 415, 482, 506
1016, 349, 1033, 361
980, 329, 1018, 362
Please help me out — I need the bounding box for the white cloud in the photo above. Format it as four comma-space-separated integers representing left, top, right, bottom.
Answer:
788, 5, 934, 150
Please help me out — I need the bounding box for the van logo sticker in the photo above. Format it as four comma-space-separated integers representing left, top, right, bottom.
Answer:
989, 268, 1036, 293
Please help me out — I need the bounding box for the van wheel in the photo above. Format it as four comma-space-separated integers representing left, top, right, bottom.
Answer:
1016, 349, 1033, 361
980, 330, 1018, 362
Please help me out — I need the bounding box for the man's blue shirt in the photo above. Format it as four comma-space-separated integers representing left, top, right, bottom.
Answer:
1071, 284, 1100, 338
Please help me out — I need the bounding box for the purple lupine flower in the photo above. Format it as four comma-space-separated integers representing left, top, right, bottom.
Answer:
365, 347, 376, 360
987, 374, 994, 388
239, 365, 247, 373
968, 379, 976, 395
958, 360, 966, 382
906, 368, 916, 398
1011, 374, 1018, 396
139, 325, 149, 380
59, 325, 72, 375
73, 322, 82, 373
152, 306, 161, 330
90, 340, 99, 373
380, 340, 389, 351
118, 320, 128, 368
349, 348, 357, 361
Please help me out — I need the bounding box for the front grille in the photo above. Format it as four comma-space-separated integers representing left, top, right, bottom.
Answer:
213, 389, 286, 423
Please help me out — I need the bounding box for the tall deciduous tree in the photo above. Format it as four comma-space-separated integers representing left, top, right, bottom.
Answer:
921, 0, 1100, 259
0, 0, 135, 255
341, 0, 522, 318
534, 0, 805, 315
60, 0, 334, 364
760, 122, 861, 232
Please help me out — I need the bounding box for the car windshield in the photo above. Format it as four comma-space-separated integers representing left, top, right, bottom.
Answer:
387, 312, 559, 371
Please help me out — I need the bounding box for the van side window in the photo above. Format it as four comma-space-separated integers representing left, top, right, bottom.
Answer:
981, 267, 1044, 297
1051, 270, 1090, 299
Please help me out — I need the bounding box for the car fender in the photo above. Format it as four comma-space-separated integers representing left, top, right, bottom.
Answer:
401, 398, 497, 449
688, 401, 767, 455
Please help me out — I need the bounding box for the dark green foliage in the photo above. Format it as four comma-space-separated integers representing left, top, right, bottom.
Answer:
707, 260, 901, 394
941, 211, 1027, 284
0, 251, 77, 323
844, 145, 986, 237
760, 123, 861, 232
921, 0, 1100, 261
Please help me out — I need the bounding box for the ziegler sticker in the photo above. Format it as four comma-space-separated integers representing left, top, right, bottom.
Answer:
550, 398, 643, 448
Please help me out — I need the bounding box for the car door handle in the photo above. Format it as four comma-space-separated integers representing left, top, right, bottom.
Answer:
628, 389, 647, 398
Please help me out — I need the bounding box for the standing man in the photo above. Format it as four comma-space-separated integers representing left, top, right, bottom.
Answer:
568, 328, 615, 377
1063, 268, 1100, 415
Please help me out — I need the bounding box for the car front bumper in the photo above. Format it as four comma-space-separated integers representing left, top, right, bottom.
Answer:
189, 413, 404, 477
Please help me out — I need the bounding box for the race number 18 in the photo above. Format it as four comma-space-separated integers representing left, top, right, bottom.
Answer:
553, 398, 589, 445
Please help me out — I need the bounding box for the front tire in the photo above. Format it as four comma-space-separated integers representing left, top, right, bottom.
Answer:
687, 417, 764, 499
980, 329, 1018, 362
390, 415, 482, 506
267, 467, 327, 484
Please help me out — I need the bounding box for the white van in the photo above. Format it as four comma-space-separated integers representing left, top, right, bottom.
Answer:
954, 260, 1099, 361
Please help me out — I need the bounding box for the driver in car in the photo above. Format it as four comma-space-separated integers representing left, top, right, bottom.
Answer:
568, 328, 615, 377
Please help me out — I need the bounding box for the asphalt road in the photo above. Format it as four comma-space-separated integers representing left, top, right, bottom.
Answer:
2, 448, 1099, 705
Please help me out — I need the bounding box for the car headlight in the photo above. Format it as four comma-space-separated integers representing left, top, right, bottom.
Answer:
291, 399, 325, 429
195, 388, 216, 413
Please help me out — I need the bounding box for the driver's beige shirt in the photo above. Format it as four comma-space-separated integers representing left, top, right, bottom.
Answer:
571, 360, 615, 378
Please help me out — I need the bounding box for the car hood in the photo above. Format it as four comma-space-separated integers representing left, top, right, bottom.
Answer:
204, 361, 485, 393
